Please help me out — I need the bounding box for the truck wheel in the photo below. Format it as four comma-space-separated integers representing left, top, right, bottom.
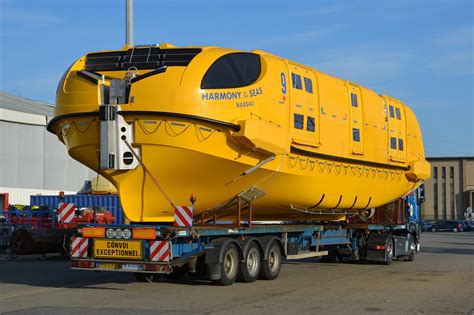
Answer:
260, 241, 282, 280
237, 242, 261, 283
134, 272, 159, 283
215, 243, 239, 286
383, 238, 394, 265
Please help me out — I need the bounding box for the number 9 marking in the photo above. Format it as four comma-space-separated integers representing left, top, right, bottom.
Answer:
281, 72, 286, 94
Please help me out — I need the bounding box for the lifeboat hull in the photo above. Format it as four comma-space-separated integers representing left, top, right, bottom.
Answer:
55, 114, 416, 223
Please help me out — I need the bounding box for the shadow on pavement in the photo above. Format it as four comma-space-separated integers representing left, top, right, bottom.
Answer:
433, 241, 474, 246
0, 254, 135, 290
421, 246, 474, 255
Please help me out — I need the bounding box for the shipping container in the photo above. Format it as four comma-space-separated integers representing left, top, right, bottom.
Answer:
30, 194, 125, 224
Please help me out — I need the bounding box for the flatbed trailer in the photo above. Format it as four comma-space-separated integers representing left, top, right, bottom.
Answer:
68, 188, 423, 285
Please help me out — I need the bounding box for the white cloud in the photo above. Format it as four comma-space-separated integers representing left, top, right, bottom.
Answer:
425, 50, 473, 76
0, 8, 63, 29
425, 25, 474, 77
297, 4, 351, 16
309, 46, 414, 86
434, 25, 473, 48
259, 26, 340, 48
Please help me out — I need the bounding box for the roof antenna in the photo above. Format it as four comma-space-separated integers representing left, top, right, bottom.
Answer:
126, 0, 134, 47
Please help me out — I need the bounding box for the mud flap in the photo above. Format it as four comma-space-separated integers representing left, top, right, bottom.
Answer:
366, 234, 391, 263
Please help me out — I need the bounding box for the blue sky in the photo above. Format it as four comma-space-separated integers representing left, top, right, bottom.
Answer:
0, 0, 472, 156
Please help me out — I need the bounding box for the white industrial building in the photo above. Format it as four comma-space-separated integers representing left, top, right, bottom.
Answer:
0, 92, 93, 204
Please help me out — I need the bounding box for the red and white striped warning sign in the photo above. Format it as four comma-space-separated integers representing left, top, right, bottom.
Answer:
149, 240, 170, 262
71, 236, 89, 258
58, 202, 76, 223
173, 206, 193, 227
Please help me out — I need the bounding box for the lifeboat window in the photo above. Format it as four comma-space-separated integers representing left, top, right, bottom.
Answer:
395, 107, 401, 120
307, 116, 315, 132
294, 114, 304, 129
291, 73, 303, 89
201, 53, 261, 89
304, 77, 313, 93
389, 105, 395, 118
352, 128, 360, 142
390, 137, 397, 149
351, 93, 358, 107
398, 138, 404, 151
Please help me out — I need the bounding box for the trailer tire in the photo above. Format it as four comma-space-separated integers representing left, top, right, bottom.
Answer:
214, 243, 239, 286
237, 241, 261, 283
259, 241, 282, 280
134, 272, 159, 283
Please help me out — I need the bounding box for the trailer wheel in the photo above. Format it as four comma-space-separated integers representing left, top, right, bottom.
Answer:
215, 243, 239, 286
260, 241, 282, 280
134, 272, 159, 283
383, 237, 394, 265
237, 242, 261, 283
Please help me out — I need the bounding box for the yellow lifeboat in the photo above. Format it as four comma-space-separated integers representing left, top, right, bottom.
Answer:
48, 44, 430, 223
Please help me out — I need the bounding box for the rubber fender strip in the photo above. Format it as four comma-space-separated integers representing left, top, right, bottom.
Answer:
118, 111, 241, 131
47, 111, 241, 134
46, 112, 98, 133
290, 146, 409, 171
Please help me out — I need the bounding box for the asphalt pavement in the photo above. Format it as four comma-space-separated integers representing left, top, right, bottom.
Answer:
0, 232, 473, 314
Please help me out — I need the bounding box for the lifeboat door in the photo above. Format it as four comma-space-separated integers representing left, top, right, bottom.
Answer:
287, 63, 319, 148
383, 97, 407, 162
347, 84, 364, 155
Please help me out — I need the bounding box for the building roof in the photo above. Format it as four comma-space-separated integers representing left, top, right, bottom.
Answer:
427, 156, 474, 161
0, 91, 54, 117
